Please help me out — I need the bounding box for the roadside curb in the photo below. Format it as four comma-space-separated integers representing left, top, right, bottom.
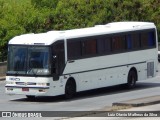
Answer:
112, 95, 160, 108
64, 96, 160, 118
75, 96, 160, 117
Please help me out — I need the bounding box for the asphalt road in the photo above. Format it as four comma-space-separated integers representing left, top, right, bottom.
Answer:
0, 64, 160, 118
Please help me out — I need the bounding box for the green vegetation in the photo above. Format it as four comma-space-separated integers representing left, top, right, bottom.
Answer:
0, 0, 160, 61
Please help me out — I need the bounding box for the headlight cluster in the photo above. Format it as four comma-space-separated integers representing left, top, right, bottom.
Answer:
6, 81, 15, 85
36, 83, 50, 86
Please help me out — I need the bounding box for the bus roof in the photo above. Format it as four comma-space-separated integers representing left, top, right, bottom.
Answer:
9, 22, 156, 45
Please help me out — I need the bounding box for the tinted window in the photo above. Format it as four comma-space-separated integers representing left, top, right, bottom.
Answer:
67, 40, 81, 59
148, 31, 155, 47
126, 34, 132, 50
82, 39, 97, 56
52, 41, 65, 75
141, 32, 148, 48
97, 37, 111, 54
104, 38, 112, 53
7, 46, 51, 76
132, 33, 140, 49
112, 35, 126, 51
8, 46, 27, 72
66, 29, 156, 60
127, 30, 156, 50
97, 38, 105, 54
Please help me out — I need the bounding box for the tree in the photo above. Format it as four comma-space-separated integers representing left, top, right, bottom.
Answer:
51, 0, 110, 30
0, 0, 160, 61
31, 0, 58, 9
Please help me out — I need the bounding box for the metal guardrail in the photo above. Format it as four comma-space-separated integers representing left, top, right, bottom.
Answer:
0, 55, 7, 62
0, 61, 7, 76
0, 61, 7, 66
0, 51, 7, 62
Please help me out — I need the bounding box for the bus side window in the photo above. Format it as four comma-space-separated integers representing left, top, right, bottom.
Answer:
82, 39, 97, 56
97, 39, 105, 54
127, 34, 132, 50
97, 37, 111, 55
104, 38, 111, 53
141, 32, 148, 48
132, 33, 141, 49
67, 40, 82, 60
148, 31, 155, 47
112, 35, 125, 52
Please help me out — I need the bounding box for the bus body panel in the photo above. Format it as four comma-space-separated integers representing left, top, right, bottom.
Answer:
63, 49, 157, 92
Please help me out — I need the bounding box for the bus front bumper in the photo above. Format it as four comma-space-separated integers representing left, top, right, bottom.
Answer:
5, 86, 50, 96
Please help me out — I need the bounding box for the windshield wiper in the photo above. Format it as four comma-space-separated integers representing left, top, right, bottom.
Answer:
15, 71, 19, 76
7, 71, 19, 76
27, 68, 38, 76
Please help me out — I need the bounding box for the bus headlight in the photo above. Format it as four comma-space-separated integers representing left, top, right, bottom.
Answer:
37, 83, 50, 86
6, 81, 15, 85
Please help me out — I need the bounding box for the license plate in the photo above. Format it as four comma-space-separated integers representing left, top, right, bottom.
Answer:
22, 88, 29, 91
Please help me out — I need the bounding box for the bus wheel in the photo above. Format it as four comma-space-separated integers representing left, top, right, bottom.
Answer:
127, 70, 137, 89
65, 79, 76, 99
26, 95, 35, 100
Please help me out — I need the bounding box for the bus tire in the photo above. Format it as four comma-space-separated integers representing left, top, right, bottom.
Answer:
26, 95, 35, 100
65, 79, 76, 99
127, 69, 137, 89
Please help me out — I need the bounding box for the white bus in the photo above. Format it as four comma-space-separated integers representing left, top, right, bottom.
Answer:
5, 22, 158, 99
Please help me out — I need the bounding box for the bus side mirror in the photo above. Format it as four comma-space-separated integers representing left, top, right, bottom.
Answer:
52, 73, 59, 81
53, 55, 57, 59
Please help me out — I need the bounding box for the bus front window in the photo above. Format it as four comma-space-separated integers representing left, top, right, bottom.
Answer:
8, 46, 27, 74
28, 47, 51, 75
7, 46, 51, 76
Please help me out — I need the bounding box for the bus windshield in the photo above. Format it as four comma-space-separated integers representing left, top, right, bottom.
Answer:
7, 46, 51, 76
